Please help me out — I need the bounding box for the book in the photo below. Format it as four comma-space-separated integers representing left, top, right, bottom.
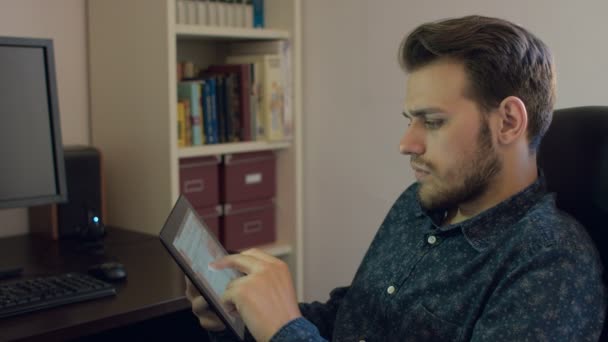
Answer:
244, 0, 253, 27
252, 0, 264, 28
202, 78, 219, 144
184, 100, 192, 146
226, 54, 284, 141
177, 81, 204, 145
177, 101, 187, 147
215, 75, 226, 143
206, 64, 252, 141
228, 41, 293, 139
224, 73, 238, 141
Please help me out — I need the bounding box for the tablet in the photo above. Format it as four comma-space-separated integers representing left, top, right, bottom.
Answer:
159, 195, 245, 341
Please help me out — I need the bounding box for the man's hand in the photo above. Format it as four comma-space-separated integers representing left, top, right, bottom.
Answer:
211, 248, 302, 342
185, 276, 226, 332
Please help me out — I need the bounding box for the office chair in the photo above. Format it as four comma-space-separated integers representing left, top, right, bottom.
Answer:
537, 106, 608, 340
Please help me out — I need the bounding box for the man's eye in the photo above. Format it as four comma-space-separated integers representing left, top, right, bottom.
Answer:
424, 120, 444, 129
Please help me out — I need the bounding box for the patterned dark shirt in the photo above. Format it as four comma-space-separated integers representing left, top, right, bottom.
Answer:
214, 177, 607, 341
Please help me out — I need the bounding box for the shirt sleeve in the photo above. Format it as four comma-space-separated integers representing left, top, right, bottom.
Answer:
470, 243, 606, 341
208, 287, 349, 342
270, 317, 328, 342
297, 286, 350, 339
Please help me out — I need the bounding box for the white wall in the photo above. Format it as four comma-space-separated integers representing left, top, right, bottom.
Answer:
0, 0, 89, 237
301, 0, 608, 301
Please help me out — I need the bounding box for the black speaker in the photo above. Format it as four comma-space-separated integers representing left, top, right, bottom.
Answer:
30, 146, 105, 240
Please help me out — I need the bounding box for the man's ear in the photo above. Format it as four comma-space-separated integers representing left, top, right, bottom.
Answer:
496, 96, 528, 146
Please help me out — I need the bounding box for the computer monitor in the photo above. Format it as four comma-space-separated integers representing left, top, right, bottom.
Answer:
0, 36, 67, 209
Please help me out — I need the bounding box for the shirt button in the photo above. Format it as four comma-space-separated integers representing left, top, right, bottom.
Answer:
387, 285, 396, 294
427, 235, 437, 245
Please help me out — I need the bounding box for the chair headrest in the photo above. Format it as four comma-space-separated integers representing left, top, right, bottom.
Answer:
538, 106, 608, 272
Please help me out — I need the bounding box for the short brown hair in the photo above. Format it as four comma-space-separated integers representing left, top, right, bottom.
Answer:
399, 15, 556, 151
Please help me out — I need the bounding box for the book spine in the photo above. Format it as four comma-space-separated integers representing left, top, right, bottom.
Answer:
177, 101, 186, 147
238, 64, 252, 141
201, 77, 219, 144
202, 80, 215, 144
176, 0, 187, 24
209, 77, 219, 143
249, 64, 257, 141
184, 101, 192, 146
208, 0, 218, 26
252, 0, 264, 28
192, 82, 204, 146
177, 82, 203, 145
216, 75, 227, 143
224, 74, 235, 142
263, 55, 284, 141
245, 0, 253, 28
186, 0, 198, 25
280, 41, 293, 139
196, 0, 208, 25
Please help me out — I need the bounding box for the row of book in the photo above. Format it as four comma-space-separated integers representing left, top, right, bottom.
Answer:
175, 0, 264, 28
177, 49, 291, 146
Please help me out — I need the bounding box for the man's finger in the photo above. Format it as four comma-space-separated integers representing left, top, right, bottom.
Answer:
241, 248, 277, 263
210, 254, 262, 274
221, 275, 252, 307
199, 315, 226, 331
191, 296, 211, 315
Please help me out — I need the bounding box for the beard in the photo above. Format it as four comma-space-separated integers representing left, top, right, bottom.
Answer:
414, 117, 502, 211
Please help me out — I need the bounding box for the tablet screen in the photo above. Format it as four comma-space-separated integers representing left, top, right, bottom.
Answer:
173, 210, 241, 324
159, 195, 245, 340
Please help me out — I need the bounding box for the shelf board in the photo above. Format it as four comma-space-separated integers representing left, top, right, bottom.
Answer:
175, 25, 289, 40
178, 141, 291, 158
239, 242, 293, 257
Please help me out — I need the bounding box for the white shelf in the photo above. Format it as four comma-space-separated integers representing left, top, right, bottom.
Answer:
175, 25, 289, 40
178, 141, 291, 158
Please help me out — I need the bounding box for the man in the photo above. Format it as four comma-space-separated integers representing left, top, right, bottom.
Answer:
186, 15, 606, 341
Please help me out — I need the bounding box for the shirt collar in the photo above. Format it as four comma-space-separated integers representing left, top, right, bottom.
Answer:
415, 173, 548, 251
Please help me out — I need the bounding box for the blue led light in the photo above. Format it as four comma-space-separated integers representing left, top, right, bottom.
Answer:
93, 216, 99, 223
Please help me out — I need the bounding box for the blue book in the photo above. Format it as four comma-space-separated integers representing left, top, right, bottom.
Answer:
202, 80, 214, 144
204, 77, 218, 144
177, 81, 203, 145
252, 0, 264, 28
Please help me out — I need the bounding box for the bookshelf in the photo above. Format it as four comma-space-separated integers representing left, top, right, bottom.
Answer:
87, 0, 303, 298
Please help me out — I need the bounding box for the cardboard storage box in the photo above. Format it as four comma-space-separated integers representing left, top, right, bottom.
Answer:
222, 199, 275, 251
179, 156, 220, 208
222, 151, 276, 203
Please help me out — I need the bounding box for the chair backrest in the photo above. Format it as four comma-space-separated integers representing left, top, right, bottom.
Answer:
537, 106, 608, 338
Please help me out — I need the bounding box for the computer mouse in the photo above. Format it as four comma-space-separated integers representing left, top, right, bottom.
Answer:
88, 262, 127, 282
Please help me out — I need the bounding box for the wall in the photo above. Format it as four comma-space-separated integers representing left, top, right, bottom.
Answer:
301, 0, 608, 301
0, 0, 89, 237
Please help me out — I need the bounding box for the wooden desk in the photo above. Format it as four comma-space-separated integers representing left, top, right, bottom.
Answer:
0, 227, 200, 341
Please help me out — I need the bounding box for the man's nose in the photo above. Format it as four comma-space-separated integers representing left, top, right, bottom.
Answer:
399, 124, 425, 155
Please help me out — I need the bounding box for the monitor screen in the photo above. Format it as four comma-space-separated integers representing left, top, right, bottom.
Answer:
0, 36, 67, 209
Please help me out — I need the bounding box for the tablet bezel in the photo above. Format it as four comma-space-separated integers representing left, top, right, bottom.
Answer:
159, 195, 245, 341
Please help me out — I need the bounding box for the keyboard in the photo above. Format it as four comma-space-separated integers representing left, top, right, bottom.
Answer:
0, 272, 116, 319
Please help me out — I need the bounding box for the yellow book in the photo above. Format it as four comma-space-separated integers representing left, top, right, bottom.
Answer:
184, 101, 192, 146
177, 101, 186, 147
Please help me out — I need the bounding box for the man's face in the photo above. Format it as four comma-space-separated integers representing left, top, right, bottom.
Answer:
401, 59, 502, 210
